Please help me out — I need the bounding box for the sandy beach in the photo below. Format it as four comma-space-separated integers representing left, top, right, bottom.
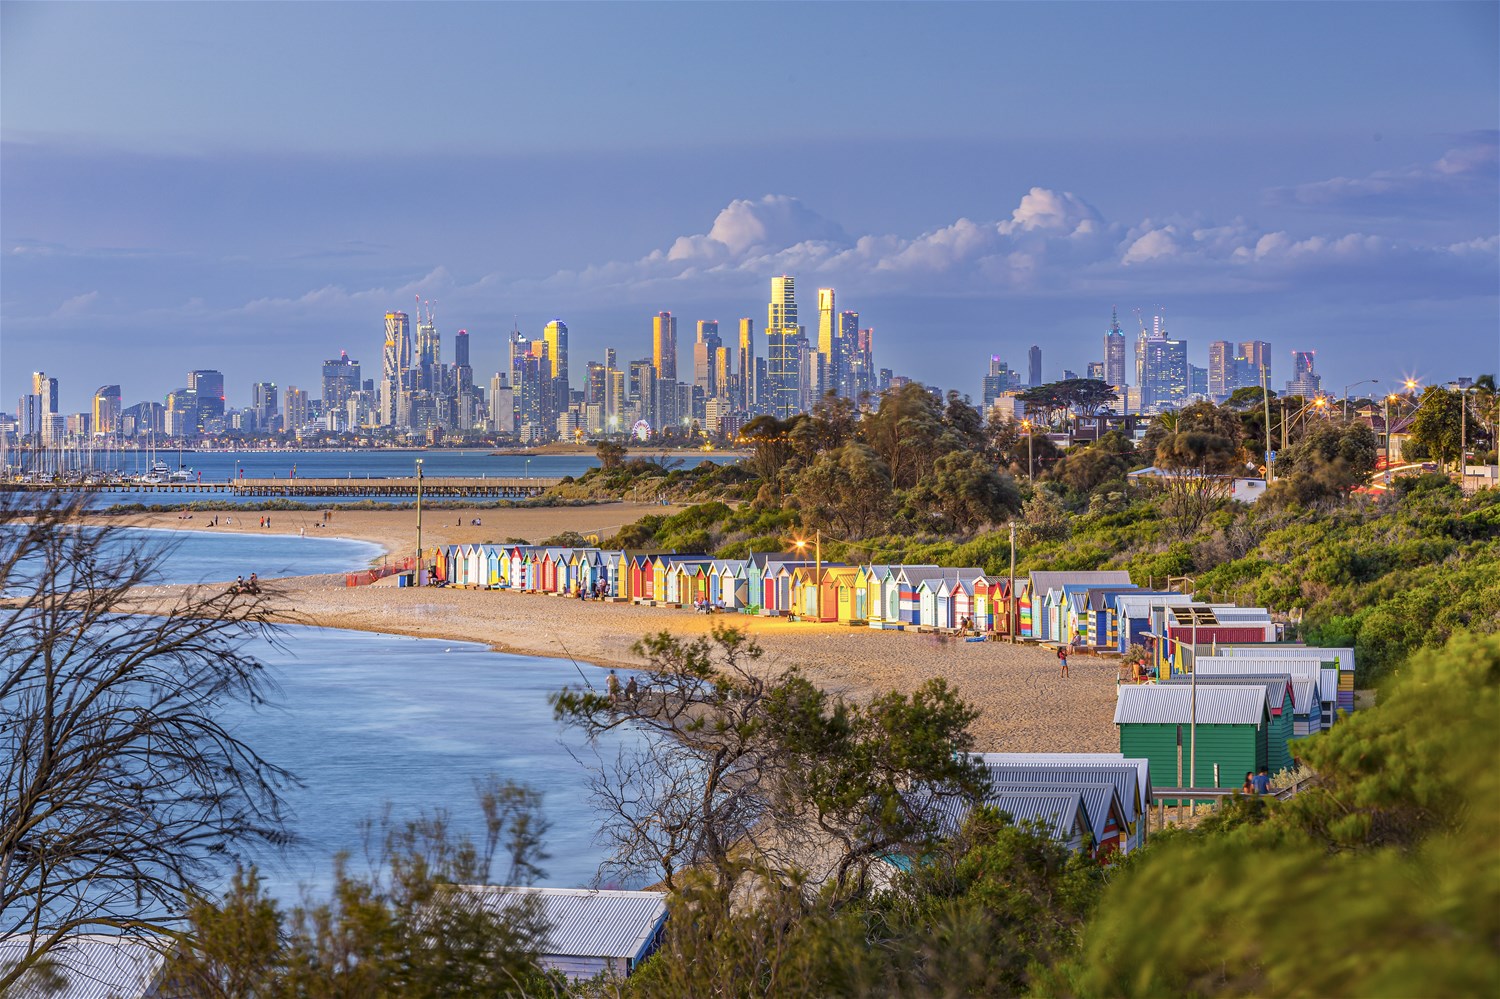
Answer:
113, 506, 1119, 753
89, 502, 682, 560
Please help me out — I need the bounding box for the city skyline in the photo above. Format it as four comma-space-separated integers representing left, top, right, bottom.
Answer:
3, 3, 1496, 404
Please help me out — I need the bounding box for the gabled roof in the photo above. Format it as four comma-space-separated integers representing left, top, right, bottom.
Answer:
451, 886, 668, 962
981, 764, 1144, 824
1217, 645, 1354, 672
0, 934, 171, 999
989, 781, 1124, 842
977, 753, 1153, 811
1113, 684, 1268, 726
1164, 673, 1293, 712
1086, 586, 1141, 611
1114, 592, 1195, 617
1196, 656, 1327, 679
982, 791, 1089, 843
1030, 570, 1132, 596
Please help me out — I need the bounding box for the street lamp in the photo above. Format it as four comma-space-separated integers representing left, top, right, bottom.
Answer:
1341, 378, 1379, 421
415, 458, 424, 585
524, 458, 531, 479
1021, 419, 1034, 483
791, 530, 822, 622
1383, 394, 1399, 484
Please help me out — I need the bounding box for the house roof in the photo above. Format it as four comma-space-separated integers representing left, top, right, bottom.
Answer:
0, 935, 171, 999
988, 781, 1124, 841
1086, 586, 1141, 611
1114, 592, 1195, 618
980, 764, 1145, 824
451, 886, 668, 962
1217, 645, 1355, 673
1164, 673, 1293, 712
1030, 571, 1132, 596
1114, 684, 1268, 726
976, 753, 1153, 810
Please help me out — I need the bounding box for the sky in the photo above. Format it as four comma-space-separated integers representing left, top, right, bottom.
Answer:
3, 1, 1497, 411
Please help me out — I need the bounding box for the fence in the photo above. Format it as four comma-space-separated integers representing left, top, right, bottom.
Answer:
345, 556, 416, 587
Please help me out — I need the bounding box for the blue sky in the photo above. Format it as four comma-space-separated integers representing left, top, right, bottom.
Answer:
3, 1, 1497, 410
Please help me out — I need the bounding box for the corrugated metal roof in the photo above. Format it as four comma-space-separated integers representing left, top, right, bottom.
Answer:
1030, 570, 1132, 596
1206, 607, 1273, 623
988, 781, 1121, 840
1197, 656, 1325, 679
981, 765, 1143, 823
1114, 592, 1195, 617
983, 791, 1087, 842
0, 935, 169, 999
452, 886, 668, 962
1165, 673, 1292, 711
976, 753, 1153, 809
1291, 678, 1321, 714
1219, 645, 1354, 673
1114, 684, 1267, 725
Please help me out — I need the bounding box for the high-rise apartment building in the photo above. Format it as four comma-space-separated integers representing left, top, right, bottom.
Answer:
1240, 340, 1272, 390
652, 312, 677, 382
251, 382, 278, 432
1087, 362, 1105, 382
837, 310, 858, 397
816, 289, 838, 394
1142, 334, 1189, 409
1028, 345, 1042, 387
543, 320, 569, 410
1208, 341, 1235, 400
766, 276, 803, 419
414, 313, 440, 392
737, 319, 755, 411
91, 385, 121, 436
1286, 351, 1321, 399
983, 357, 1014, 411
283, 386, 310, 431
381, 312, 409, 426
694, 320, 722, 398
188, 370, 225, 423
1104, 308, 1128, 388
488, 373, 514, 434
32, 372, 59, 417
321, 353, 361, 412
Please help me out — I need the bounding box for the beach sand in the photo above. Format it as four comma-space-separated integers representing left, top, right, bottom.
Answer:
88, 502, 681, 560
115, 505, 1119, 753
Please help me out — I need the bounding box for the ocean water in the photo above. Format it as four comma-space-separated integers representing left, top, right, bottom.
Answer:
225, 628, 644, 900
122, 526, 386, 582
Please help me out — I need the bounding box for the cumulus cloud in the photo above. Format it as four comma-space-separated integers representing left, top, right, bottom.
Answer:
1265, 132, 1499, 214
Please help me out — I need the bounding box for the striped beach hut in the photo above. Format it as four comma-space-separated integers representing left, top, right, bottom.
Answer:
1114, 684, 1270, 798
715, 560, 749, 609
1212, 646, 1355, 725
1111, 592, 1189, 654
1083, 585, 1140, 650
1197, 653, 1342, 730
1028, 572, 1133, 642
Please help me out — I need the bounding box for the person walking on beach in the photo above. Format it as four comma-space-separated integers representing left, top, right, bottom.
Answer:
1057, 643, 1070, 678
624, 675, 638, 701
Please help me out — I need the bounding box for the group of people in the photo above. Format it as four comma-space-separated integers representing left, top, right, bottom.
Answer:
572, 580, 612, 600
692, 597, 727, 614
228, 573, 261, 595
605, 669, 640, 705
1242, 768, 1272, 795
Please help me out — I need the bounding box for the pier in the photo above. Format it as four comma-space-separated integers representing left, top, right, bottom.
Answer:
1, 476, 565, 499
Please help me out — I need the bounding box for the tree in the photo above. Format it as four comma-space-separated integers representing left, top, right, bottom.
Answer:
910, 451, 1023, 534
792, 443, 897, 540
741, 414, 801, 496
1410, 386, 1465, 469
1153, 431, 1245, 536
595, 438, 628, 470
1267, 420, 1379, 504
1017, 379, 1119, 427
552, 627, 985, 902
858, 382, 950, 489
0, 497, 292, 991
167, 777, 554, 997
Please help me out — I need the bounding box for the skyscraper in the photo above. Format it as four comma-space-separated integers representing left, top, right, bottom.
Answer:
1240, 341, 1272, 390
652, 312, 677, 382
1028, 345, 1042, 387
766, 276, 803, 419
92, 385, 121, 436
1286, 351, 1320, 398
738, 318, 755, 411
694, 320, 722, 398
1208, 341, 1235, 400
284, 386, 310, 431
382, 312, 409, 426
983, 356, 1013, 411
188, 370, 225, 423
251, 382, 278, 432
321, 353, 361, 412
1104, 307, 1127, 388
544, 320, 569, 409
32, 372, 58, 416
837, 310, 858, 397
816, 288, 838, 394
414, 310, 440, 391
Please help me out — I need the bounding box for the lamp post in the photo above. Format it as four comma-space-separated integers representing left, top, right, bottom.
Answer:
793, 530, 822, 622
524, 458, 531, 479
1383, 394, 1398, 485
1341, 378, 1378, 422
1459, 386, 1474, 479
415, 458, 424, 585
1022, 419, 1034, 483
1260, 365, 1275, 482
1008, 520, 1017, 645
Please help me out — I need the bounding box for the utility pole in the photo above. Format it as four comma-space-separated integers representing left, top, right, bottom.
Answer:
1008, 520, 1017, 645
1261, 366, 1274, 482
814, 529, 822, 622
415, 458, 424, 585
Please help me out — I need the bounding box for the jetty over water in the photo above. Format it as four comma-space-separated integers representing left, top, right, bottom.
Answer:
2, 476, 565, 499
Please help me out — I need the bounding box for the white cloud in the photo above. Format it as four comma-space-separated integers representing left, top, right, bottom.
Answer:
54, 290, 99, 316
1266, 132, 1499, 213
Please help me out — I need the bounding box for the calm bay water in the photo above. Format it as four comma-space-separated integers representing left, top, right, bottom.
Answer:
228, 628, 641, 900
124, 526, 385, 581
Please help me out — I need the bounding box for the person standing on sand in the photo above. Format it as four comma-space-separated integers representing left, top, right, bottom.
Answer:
1057, 644, 1070, 678
607, 670, 620, 706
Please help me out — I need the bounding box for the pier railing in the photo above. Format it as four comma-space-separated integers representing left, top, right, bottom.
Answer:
2, 476, 565, 499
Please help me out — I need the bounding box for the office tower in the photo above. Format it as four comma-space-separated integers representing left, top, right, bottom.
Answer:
488, 373, 514, 433
737, 319, 755, 410
1240, 340, 1272, 390
766, 276, 803, 419
1142, 333, 1189, 408
714, 345, 731, 403
652, 312, 677, 382
381, 312, 409, 426
1208, 341, 1235, 400
251, 382, 278, 431
855, 328, 876, 400
16, 394, 40, 444
188, 370, 225, 422
542, 320, 569, 407
32, 372, 59, 416
800, 341, 825, 412
1286, 351, 1321, 399
629, 360, 656, 425
983, 356, 1013, 411
1063, 369, 1078, 381
92, 385, 121, 436
585, 361, 607, 407
1104, 307, 1128, 388
816, 288, 838, 394
284, 386, 309, 430
836, 310, 858, 397
320, 352, 361, 413
1189, 364, 1208, 398
1028, 345, 1042, 387
1087, 362, 1105, 382
694, 320, 722, 398
452, 330, 472, 395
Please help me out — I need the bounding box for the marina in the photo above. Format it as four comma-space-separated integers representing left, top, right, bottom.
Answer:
2, 475, 564, 499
